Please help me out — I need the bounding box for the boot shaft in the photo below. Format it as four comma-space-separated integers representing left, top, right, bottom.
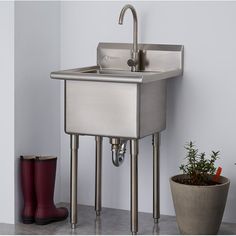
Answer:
34, 156, 57, 207
20, 156, 35, 195
20, 156, 36, 221
34, 156, 68, 224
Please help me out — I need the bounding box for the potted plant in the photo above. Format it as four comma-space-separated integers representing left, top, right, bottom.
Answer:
170, 141, 230, 235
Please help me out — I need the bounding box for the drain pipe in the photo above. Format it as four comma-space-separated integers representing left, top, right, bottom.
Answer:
110, 138, 127, 167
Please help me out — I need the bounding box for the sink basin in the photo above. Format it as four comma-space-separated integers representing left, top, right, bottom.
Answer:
51, 43, 183, 138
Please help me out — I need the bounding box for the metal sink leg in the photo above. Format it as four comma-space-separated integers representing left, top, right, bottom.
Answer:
152, 133, 160, 223
130, 139, 139, 234
95, 136, 103, 216
70, 134, 79, 229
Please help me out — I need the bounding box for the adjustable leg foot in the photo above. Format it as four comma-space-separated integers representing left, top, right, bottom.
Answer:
154, 218, 158, 224
71, 223, 76, 229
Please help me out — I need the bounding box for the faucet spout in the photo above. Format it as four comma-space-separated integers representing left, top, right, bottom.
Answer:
118, 4, 139, 71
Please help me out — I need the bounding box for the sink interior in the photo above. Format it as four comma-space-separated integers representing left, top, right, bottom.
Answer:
81, 68, 159, 75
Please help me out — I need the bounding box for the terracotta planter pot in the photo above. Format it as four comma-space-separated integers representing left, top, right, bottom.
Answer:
170, 174, 230, 235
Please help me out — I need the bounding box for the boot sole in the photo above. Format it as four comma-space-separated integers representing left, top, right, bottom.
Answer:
22, 217, 35, 224
35, 214, 68, 225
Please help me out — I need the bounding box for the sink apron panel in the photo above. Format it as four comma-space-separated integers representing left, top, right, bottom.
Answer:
65, 80, 139, 138
139, 80, 167, 137
65, 79, 166, 139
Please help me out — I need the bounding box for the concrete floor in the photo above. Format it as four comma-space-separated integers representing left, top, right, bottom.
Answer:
0, 203, 236, 235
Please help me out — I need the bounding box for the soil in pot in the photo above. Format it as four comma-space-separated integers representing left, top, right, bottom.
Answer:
173, 175, 220, 186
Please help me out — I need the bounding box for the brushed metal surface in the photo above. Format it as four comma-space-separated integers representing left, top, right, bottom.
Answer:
65, 80, 166, 138
139, 80, 167, 137
64, 79, 166, 138
70, 134, 79, 229
97, 43, 183, 73
95, 136, 102, 216
65, 80, 138, 138
152, 133, 160, 223
130, 139, 139, 234
118, 5, 139, 71
51, 66, 179, 84
51, 42, 183, 138
51, 43, 183, 83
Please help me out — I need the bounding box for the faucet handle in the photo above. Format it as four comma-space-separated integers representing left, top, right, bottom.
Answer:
127, 58, 137, 67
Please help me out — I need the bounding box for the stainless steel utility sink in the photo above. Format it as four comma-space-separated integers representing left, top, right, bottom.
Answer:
51, 43, 183, 139
50, 3, 184, 234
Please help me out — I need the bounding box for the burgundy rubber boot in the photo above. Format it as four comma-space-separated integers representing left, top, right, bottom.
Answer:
20, 156, 36, 224
34, 156, 68, 225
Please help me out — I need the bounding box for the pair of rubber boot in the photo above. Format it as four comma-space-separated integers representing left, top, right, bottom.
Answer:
20, 156, 68, 225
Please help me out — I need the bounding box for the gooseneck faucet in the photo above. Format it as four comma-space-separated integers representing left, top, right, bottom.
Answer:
119, 4, 139, 72
110, 4, 139, 169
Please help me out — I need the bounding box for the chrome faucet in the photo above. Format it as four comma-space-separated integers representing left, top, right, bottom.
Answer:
119, 4, 139, 72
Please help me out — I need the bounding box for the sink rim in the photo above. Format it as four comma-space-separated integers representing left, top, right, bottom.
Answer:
51, 65, 182, 84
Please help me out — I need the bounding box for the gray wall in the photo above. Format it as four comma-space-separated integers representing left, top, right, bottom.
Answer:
60, 1, 236, 223
14, 1, 61, 223
0, 1, 15, 224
